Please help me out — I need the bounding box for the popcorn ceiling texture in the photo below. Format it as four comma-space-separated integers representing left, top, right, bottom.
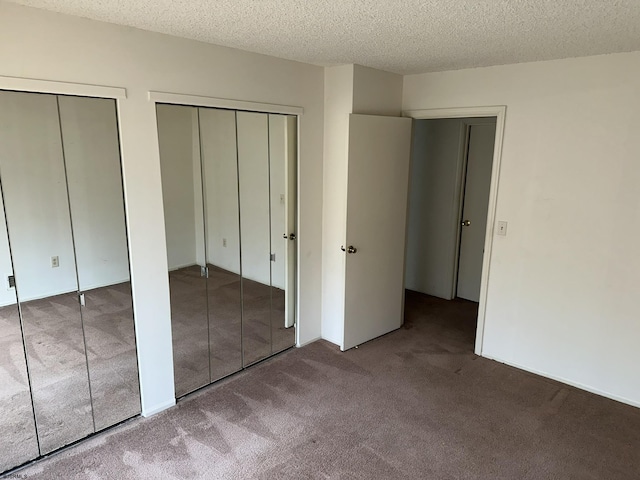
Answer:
9, 0, 640, 74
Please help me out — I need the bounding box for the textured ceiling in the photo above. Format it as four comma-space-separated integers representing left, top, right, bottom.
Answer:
9, 0, 640, 74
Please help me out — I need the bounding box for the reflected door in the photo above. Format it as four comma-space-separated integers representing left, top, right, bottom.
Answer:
58, 95, 141, 430
0, 182, 39, 472
268, 114, 297, 353
0, 91, 94, 454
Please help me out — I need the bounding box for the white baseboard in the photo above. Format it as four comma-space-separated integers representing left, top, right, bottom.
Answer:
297, 336, 321, 348
141, 399, 176, 417
482, 353, 640, 409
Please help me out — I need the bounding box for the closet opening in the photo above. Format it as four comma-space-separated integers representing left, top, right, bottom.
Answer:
404, 116, 498, 352
155, 103, 298, 399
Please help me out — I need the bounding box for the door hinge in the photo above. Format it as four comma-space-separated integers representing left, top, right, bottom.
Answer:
270, 253, 276, 262
7, 275, 15, 288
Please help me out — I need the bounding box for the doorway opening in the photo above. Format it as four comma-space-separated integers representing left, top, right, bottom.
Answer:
404, 115, 499, 352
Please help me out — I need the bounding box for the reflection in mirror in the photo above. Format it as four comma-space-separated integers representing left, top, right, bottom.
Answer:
58, 95, 140, 431
0, 91, 93, 454
268, 115, 297, 353
199, 108, 243, 381
157, 104, 210, 397
236, 111, 272, 365
0, 186, 39, 472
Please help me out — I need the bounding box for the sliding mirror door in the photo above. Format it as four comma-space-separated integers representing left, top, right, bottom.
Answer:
158, 105, 298, 397
157, 104, 210, 397
0, 91, 93, 454
236, 112, 273, 365
0, 90, 141, 469
58, 96, 140, 431
199, 108, 243, 381
0, 179, 39, 472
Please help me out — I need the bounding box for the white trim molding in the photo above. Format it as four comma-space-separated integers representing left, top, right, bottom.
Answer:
403, 105, 507, 357
0, 75, 126, 99
483, 353, 640, 409
148, 91, 304, 116
141, 399, 176, 418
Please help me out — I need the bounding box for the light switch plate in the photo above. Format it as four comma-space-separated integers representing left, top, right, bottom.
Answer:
497, 221, 508, 236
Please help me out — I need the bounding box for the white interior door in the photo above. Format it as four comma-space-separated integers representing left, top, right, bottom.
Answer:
457, 123, 496, 302
343, 114, 412, 350
284, 116, 297, 328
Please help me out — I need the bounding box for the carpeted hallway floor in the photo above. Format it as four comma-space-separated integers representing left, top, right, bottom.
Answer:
7, 291, 640, 479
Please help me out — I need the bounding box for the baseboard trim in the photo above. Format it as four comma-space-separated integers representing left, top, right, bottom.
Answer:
482, 353, 640, 409
297, 336, 321, 348
142, 399, 176, 417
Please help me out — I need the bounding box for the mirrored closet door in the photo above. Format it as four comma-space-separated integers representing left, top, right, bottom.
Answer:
0, 90, 141, 473
157, 105, 297, 398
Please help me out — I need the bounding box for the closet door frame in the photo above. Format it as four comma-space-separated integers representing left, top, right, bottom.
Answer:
149, 91, 303, 348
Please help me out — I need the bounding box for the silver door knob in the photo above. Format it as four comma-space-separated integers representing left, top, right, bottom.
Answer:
461, 220, 471, 227
341, 245, 357, 254
284, 233, 296, 240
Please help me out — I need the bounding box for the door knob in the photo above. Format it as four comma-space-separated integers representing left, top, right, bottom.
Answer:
341, 245, 357, 254
284, 233, 296, 240
461, 220, 471, 227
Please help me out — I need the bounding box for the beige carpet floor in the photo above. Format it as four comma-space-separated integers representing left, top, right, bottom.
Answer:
169, 264, 295, 397
7, 291, 640, 479
0, 282, 140, 473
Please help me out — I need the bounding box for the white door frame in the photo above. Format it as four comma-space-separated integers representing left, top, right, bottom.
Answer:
403, 106, 506, 355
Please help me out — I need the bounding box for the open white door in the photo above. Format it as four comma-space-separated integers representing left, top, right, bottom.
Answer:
342, 114, 413, 350
284, 115, 297, 328
457, 123, 496, 302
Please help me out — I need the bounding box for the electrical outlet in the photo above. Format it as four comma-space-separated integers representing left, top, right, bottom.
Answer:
497, 221, 508, 236
51, 256, 59, 268
222, 238, 227, 247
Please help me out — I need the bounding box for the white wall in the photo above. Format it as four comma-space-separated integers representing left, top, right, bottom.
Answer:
352, 65, 403, 116
321, 65, 354, 345
321, 64, 403, 346
200, 108, 241, 275
0, 197, 16, 307
405, 119, 466, 299
403, 51, 640, 407
156, 104, 198, 271
60, 95, 131, 292
159, 106, 289, 288
0, 92, 131, 305
236, 111, 271, 285
0, 1, 324, 415
0, 91, 78, 302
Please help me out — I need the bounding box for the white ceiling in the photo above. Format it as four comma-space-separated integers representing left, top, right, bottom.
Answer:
10, 0, 640, 74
